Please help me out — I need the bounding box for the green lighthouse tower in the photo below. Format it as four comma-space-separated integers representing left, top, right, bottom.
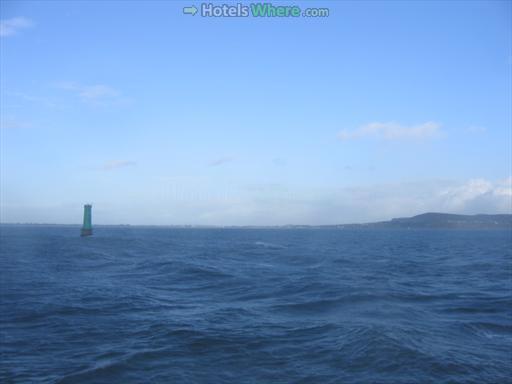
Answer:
81, 204, 93, 237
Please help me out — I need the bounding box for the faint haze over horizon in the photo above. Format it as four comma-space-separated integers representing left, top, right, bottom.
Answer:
1, 1, 511, 226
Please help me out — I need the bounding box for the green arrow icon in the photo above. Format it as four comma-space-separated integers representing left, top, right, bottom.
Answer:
183, 6, 198, 16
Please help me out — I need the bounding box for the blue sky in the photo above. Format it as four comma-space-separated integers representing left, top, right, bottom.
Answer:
1, 0, 511, 225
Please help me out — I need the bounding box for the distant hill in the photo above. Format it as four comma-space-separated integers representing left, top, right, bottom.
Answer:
348, 213, 512, 229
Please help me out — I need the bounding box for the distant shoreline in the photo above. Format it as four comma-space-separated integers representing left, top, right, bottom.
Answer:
1, 213, 511, 229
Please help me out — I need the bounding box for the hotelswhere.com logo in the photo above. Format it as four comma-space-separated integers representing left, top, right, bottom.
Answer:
183, 3, 330, 18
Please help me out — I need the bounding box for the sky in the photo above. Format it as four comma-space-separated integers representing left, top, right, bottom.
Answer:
0, 0, 511, 225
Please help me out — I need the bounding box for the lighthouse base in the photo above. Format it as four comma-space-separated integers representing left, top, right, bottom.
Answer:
81, 228, 93, 237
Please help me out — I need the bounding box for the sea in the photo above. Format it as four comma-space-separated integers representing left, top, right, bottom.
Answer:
1, 225, 511, 383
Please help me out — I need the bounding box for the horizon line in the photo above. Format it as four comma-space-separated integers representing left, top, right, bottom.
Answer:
1, 212, 511, 228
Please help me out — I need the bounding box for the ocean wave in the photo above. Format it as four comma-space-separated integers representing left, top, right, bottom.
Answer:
1, 226, 511, 383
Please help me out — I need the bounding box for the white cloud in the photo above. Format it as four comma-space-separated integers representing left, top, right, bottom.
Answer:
0, 17, 33, 37
102, 160, 136, 170
494, 176, 512, 197
338, 121, 442, 141
438, 177, 512, 213
438, 179, 493, 209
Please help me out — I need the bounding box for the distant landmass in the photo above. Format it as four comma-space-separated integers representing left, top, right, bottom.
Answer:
1, 213, 511, 229
337, 213, 512, 229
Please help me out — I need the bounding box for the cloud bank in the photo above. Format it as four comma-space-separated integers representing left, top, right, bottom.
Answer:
2, 177, 510, 225
150, 177, 512, 225
438, 177, 512, 213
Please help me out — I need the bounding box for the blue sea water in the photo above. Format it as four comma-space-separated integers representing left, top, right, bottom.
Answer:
0, 225, 511, 383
